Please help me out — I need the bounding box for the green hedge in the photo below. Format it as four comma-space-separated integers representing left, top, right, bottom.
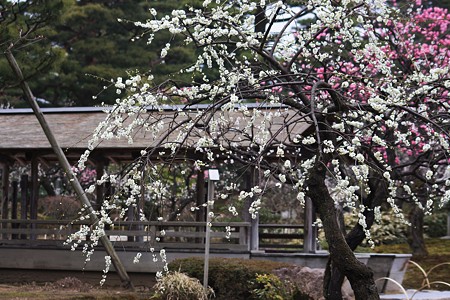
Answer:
168, 257, 293, 300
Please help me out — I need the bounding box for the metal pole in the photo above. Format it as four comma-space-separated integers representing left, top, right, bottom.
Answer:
5, 49, 134, 290
203, 179, 214, 292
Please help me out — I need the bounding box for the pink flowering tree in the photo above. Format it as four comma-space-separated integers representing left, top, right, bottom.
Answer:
304, 4, 450, 294
75, 1, 450, 299
384, 5, 450, 256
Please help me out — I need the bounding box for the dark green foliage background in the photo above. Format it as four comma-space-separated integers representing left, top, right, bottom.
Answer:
0, 0, 199, 107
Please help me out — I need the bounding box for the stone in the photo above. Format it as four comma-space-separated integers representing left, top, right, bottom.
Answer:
275, 265, 355, 300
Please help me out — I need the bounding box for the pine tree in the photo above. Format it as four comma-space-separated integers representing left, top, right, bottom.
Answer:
1, 0, 200, 107
0, 0, 67, 107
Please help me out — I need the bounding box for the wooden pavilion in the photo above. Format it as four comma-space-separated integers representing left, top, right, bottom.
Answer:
0, 105, 320, 273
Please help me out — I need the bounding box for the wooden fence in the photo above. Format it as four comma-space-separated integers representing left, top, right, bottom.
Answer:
0, 219, 307, 252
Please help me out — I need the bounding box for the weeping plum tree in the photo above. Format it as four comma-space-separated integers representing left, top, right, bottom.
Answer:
72, 0, 450, 299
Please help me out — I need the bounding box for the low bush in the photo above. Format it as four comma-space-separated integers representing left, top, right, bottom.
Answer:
424, 212, 448, 238
343, 211, 408, 246
168, 257, 293, 300
251, 273, 297, 300
151, 271, 214, 300
39, 196, 81, 220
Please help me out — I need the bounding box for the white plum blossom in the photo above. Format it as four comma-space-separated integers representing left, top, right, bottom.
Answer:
74, 0, 450, 295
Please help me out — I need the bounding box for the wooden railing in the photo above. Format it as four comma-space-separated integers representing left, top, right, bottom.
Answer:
0, 219, 308, 252
259, 223, 304, 251
0, 219, 251, 252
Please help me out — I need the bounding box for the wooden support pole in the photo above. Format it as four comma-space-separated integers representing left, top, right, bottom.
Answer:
5, 49, 134, 290
20, 174, 28, 239
127, 205, 135, 242
20, 175, 28, 220
1, 163, 10, 219
195, 169, 206, 223
1, 163, 10, 239
30, 156, 39, 240
95, 159, 105, 210
11, 181, 18, 239
304, 197, 317, 253
30, 156, 38, 220
11, 181, 18, 220
195, 169, 206, 244
243, 167, 259, 251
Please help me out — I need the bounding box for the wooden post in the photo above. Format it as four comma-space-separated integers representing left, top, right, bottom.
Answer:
1, 163, 10, 239
195, 169, 205, 244
20, 174, 28, 239
127, 205, 135, 242
5, 49, 134, 290
30, 156, 39, 240
303, 197, 317, 253
243, 167, 259, 251
95, 159, 105, 210
30, 156, 38, 220
195, 169, 206, 222
137, 171, 144, 243
11, 181, 18, 239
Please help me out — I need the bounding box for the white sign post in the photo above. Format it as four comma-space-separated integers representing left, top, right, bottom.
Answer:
203, 169, 220, 293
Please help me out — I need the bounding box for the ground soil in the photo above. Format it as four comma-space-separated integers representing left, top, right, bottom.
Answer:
0, 269, 156, 299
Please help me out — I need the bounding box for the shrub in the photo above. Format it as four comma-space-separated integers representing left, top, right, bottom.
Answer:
251, 273, 296, 300
343, 211, 408, 246
168, 257, 292, 300
151, 271, 214, 300
39, 196, 81, 220
424, 212, 448, 238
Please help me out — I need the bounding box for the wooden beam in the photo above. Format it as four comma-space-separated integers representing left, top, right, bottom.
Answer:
0, 154, 15, 165
13, 155, 27, 166
106, 156, 119, 165
38, 157, 51, 169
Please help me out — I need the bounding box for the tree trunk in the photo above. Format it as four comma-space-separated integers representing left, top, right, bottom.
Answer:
325, 173, 388, 298
306, 163, 380, 300
324, 261, 346, 299
40, 177, 56, 196
407, 205, 428, 257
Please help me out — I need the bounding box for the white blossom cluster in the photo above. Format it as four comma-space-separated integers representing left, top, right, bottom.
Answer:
75, 0, 450, 281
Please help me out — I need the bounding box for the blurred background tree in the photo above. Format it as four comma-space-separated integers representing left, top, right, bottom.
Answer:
0, 0, 67, 107
1, 0, 199, 107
